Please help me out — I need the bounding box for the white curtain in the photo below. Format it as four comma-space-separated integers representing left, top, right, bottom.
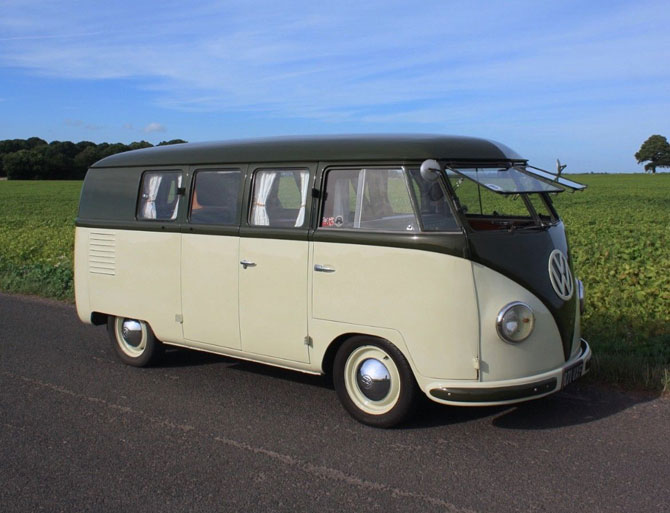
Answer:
294, 170, 310, 227
168, 175, 183, 220
141, 174, 162, 219
252, 171, 277, 226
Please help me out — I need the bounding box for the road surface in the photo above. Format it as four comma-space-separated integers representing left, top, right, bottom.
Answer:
1, 293, 668, 512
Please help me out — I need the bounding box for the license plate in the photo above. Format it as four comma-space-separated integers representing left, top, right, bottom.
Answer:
562, 361, 583, 388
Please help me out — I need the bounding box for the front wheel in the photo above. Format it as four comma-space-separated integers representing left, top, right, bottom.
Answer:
107, 316, 163, 367
333, 337, 418, 428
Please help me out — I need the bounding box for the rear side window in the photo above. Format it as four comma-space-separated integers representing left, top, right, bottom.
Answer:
137, 171, 183, 221
249, 169, 310, 228
190, 170, 242, 225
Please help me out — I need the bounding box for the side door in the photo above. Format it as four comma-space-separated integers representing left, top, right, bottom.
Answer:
238, 165, 314, 363
181, 166, 244, 349
311, 166, 478, 380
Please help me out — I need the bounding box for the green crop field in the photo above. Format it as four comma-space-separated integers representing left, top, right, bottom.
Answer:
0, 175, 668, 391
552, 174, 670, 392
0, 180, 81, 299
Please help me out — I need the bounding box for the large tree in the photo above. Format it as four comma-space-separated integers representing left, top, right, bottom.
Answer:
635, 135, 670, 173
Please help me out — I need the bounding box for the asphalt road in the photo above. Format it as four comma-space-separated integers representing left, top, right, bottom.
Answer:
1, 293, 668, 513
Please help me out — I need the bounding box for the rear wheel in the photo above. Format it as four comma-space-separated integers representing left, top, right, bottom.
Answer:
107, 316, 163, 367
333, 336, 418, 428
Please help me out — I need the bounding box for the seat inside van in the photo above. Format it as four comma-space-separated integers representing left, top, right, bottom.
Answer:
190, 172, 238, 225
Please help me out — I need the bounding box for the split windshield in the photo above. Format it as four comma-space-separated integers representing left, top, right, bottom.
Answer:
446, 167, 557, 230
450, 166, 563, 194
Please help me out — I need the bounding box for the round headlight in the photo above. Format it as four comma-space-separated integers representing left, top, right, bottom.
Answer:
496, 302, 535, 343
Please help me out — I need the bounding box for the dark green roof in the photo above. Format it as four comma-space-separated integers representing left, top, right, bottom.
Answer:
91, 134, 524, 168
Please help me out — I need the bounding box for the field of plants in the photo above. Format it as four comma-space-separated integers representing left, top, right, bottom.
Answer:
552, 174, 670, 391
0, 174, 668, 390
0, 180, 80, 299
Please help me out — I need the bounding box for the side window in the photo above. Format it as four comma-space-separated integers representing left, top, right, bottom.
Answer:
527, 194, 556, 224
137, 171, 183, 221
407, 169, 460, 231
320, 168, 419, 231
190, 170, 241, 225
249, 169, 310, 227
320, 169, 358, 228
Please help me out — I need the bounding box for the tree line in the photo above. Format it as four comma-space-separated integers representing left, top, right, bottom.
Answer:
0, 138, 187, 180
3, 135, 667, 178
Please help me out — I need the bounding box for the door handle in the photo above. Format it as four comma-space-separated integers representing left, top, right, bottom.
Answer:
240, 260, 256, 269
314, 264, 335, 273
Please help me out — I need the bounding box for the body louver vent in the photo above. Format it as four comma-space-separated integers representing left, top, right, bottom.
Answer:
89, 232, 116, 275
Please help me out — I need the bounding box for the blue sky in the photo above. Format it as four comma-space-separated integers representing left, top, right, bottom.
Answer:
1, 0, 668, 173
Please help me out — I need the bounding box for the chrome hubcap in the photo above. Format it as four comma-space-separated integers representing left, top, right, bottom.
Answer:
121, 319, 143, 347
356, 358, 391, 401
115, 317, 147, 357
344, 345, 401, 415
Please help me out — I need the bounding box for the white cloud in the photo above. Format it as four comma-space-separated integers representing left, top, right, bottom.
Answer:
0, 0, 668, 126
144, 122, 166, 133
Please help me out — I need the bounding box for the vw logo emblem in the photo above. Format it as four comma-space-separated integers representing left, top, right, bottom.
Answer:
360, 374, 374, 389
548, 250, 574, 300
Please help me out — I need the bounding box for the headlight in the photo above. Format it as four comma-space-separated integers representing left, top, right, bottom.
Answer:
496, 302, 535, 343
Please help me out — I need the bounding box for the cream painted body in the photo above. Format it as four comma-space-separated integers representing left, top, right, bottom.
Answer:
181, 234, 240, 349
309, 242, 479, 380
75, 228, 183, 343
77, 226, 480, 381
239, 238, 310, 363
472, 262, 565, 381
76, 226, 580, 401
418, 263, 588, 404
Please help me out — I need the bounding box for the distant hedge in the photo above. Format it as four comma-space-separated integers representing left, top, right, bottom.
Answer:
0, 138, 187, 180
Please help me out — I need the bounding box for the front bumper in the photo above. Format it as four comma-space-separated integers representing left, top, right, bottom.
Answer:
427, 338, 591, 406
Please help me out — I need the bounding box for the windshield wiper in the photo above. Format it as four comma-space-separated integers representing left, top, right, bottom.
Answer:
505, 221, 547, 232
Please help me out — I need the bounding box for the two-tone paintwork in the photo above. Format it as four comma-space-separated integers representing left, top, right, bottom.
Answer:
75, 135, 590, 407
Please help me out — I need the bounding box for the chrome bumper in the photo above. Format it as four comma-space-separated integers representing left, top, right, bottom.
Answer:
427, 339, 591, 406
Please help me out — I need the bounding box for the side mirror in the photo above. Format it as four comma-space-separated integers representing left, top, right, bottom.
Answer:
420, 159, 442, 182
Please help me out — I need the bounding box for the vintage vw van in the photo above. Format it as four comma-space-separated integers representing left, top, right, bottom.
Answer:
75, 135, 591, 427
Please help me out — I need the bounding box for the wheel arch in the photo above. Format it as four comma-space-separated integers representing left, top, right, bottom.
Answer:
320, 331, 410, 376
91, 311, 108, 326
330, 333, 420, 427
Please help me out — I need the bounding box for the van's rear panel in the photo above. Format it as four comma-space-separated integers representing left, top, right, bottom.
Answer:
74, 226, 183, 343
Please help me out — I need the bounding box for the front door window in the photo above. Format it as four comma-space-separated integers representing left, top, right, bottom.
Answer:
320, 167, 459, 232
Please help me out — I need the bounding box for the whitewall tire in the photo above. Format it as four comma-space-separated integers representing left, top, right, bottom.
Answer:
333, 336, 418, 428
107, 316, 163, 367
